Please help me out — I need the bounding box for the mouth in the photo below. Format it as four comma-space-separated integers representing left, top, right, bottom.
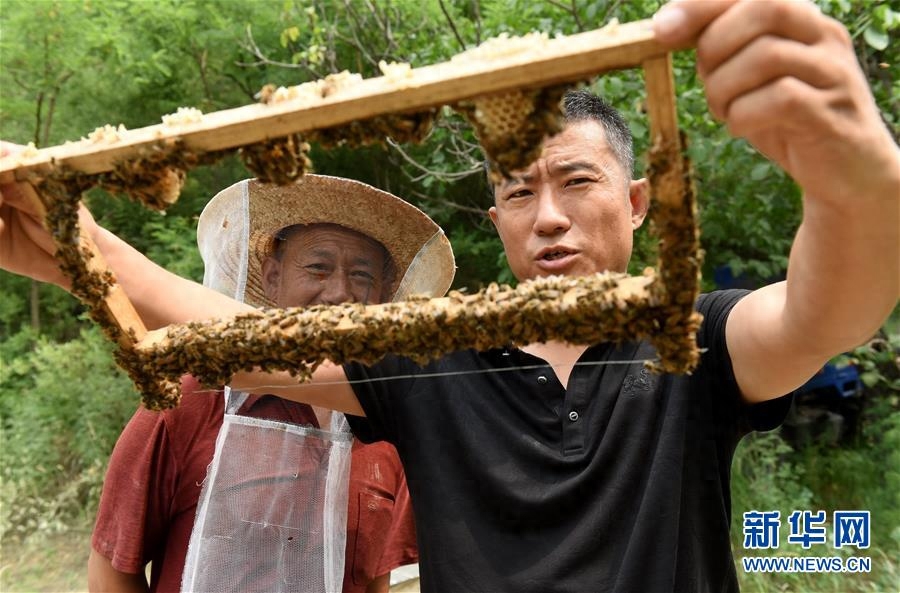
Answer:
537, 247, 577, 262
534, 247, 579, 272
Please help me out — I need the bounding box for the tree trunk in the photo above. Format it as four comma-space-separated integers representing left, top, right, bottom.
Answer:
30, 280, 41, 331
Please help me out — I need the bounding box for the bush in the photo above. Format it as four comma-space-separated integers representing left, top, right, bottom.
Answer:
731, 331, 900, 592
0, 327, 139, 542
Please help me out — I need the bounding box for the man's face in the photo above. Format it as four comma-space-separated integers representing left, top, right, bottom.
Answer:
489, 120, 649, 281
262, 224, 391, 307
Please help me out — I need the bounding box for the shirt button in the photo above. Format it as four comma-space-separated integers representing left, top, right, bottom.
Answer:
568, 410, 579, 422
537, 375, 548, 385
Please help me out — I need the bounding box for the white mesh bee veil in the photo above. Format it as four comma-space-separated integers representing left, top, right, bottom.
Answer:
182, 176, 454, 593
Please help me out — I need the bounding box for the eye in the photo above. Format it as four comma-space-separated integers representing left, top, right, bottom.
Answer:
505, 188, 533, 200
565, 177, 592, 187
351, 270, 375, 283
304, 263, 330, 277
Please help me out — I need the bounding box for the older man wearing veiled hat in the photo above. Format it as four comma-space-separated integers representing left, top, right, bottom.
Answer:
87, 176, 455, 593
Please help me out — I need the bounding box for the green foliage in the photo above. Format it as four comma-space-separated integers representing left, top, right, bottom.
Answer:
817, 0, 900, 138
731, 408, 900, 592
0, 9, 897, 593
144, 216, 205, 281
731, 329, 900, 592
843, 330, 900, 393
0, 274, 88, 342
448, 225, 514, 288
0, 327, 140, 541
731, 431, 815, 527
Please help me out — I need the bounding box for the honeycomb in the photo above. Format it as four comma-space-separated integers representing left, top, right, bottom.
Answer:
239, 133, 312, 185
456, 83, 570, 183
472, 90, 536, 138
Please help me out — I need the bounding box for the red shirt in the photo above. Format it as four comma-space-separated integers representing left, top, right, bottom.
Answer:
91, 376, 417, 593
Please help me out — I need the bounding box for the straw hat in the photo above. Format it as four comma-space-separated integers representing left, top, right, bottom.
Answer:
197, 176, 455, 307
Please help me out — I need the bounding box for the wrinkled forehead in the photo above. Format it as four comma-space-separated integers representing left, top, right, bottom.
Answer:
272, 222, 392, 265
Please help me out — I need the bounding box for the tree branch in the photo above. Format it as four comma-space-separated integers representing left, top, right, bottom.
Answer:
193, 47, 213, 105
408, 186, 490, 216
363, 0, 397, 56
222, 72, 259, 102
236, 24, 322, 79
438, 0, 467, 51
34, 90, 44, 146
386, 136, 483, 184
473, 0, 482, 45
337, 0, 380, 69
545, 0, 584, 32
599, 0, 624, 26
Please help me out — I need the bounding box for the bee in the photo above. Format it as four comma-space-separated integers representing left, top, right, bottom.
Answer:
256, 83, 277, 105
240, 134, 312, 185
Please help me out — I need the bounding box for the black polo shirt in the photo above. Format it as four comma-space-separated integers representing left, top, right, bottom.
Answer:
345, 290, 791, 593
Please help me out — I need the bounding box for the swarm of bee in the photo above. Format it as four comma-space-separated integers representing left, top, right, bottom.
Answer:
33, 169, 185, 409
455, 83, 572, 183
37, 173, 123, 340
93, 140, 226, 211
126, 156, 703, 412
19, 34, 702, 409
124, 271, 684, 409
308, 109, 438, 149
644, 131, 703, 373
239, 133, 313, 185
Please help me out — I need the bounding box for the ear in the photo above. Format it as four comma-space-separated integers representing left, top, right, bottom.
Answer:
629, 178, 650, 230
488, 206, 501, 234
261, 256, 282, 302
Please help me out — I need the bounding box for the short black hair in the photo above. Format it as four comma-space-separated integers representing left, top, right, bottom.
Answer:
562, 89, 634, 178
483, 89, 635, 187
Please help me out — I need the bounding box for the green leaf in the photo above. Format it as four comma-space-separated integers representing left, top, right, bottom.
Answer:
861, 370, 883, 387
630, 120, 646, 140
750, 162, 770, 181
864, 24, 889, 51
872, 5, 899, 29
280, 26, 300, 48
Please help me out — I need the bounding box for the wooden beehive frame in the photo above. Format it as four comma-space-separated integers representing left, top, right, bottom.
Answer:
0, 18, 702, 409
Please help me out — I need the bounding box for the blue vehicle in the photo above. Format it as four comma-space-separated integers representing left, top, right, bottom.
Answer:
797, 363, 862, 400
783, 362, 863, 446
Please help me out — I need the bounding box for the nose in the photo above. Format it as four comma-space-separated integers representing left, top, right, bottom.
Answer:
319, 271, 354, 305
532, 189, 570, 237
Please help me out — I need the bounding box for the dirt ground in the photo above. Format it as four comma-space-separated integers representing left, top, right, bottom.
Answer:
0, 530, 420, 592
0, 531, 92, 592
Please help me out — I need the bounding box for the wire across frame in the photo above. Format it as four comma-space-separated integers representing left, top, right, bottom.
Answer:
0, 18, 702, 409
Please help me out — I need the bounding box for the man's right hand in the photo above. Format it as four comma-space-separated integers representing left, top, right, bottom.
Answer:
0, 141, 101, 289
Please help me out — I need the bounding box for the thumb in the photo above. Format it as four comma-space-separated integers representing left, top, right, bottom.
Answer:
652, 0, 736, 49
0, 179, 45, 218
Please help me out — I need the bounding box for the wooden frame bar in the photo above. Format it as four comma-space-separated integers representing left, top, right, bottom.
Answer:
0, 18, 701, 409
19, 183, 148, 349
0, 19, 660, 182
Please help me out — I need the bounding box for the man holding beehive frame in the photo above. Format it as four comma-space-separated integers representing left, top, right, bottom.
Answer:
1, 0, 898, 591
